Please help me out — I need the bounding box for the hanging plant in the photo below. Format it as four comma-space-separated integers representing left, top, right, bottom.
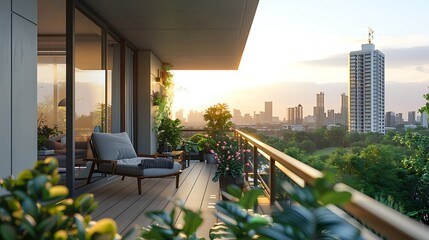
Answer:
152, 91, 166, 106
154, 64, 175, 131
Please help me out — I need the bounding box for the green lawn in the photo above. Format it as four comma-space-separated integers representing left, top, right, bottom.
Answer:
313, 147, 338, 156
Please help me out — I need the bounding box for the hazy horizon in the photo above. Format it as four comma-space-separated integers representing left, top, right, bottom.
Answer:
171, 0, 429, 121
173, 81, 428, 122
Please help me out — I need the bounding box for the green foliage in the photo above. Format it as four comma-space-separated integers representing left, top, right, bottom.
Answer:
0, 157, 119, 239
157, 117, 184, 149
210, 176, 361, 240
210, 187, 269, 240
256, 128, 429, 224
394, 131, 429, 222
418, 90, 429, 115
140, 200, 203, 240
203, 103, 233, 137
212, 134, 247, 182
177, 139, 199, 155
154, 65, 175, 135
394, 131, 429, 184
37, 115, 63, 151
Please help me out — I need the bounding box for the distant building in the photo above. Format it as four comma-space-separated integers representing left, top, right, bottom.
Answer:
349, 41, 385, 133
264, 101, 273, 123
287, 104, 303, 125
340, 93, 348, 126
233, 108, 242, 124
242, 113, 253, 124
396, 113, 404, 125
187, 110, 204, 126
422, 112, 428, 128
175, 109, 186, 123
327, 109, 335, 125
314, 92, 325, 128
287, 107, 295, 125
303, 115, 316, 126
296, 104, 303, 124
335, 113, 342, 124
385, 111, 396, 127
408, 111, 416, 123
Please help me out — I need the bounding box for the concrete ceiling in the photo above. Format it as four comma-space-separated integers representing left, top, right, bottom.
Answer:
82, 0, 259, 70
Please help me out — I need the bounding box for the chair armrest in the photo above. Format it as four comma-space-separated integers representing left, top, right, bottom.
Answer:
137, 153, 158, 158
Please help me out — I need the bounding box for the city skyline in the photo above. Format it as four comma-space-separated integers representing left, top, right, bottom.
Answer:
174, 97, 424, 127
171, 1, 429, 121
173, 87, 424, 124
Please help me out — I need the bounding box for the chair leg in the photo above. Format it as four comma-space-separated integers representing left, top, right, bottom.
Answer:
175, 174, 180, 188
122, 176, 125, 180
86, 162, 96, 184
137, 178, 142, 195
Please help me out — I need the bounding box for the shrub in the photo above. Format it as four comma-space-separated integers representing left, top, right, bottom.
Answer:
0, 157, 121, 240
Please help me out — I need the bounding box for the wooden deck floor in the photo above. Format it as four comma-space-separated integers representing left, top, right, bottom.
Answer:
84, 161, 220, 239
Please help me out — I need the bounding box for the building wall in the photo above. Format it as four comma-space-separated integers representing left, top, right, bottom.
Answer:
137, 50, 162, 154
0, 0, 37, 181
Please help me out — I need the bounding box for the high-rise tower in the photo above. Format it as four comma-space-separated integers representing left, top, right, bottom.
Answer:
314, 92, 325, 128
348, 30, 385, 133
340, 93, 348, 126
265, 101, 273, 123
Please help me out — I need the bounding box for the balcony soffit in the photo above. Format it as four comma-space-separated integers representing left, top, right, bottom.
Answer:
81, 0, 259, 70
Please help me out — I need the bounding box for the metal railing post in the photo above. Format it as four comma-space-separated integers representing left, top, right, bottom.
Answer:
253, 146, 258, 188
269, 156, 275, 205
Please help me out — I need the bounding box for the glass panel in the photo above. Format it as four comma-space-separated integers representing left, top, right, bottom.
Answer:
74, 9, 104, 185
125, 47, 134, 139
107, 34, 120, 133
37, 0, 66, 185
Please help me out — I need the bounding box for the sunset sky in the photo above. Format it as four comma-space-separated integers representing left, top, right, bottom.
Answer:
172, 0, 429, 120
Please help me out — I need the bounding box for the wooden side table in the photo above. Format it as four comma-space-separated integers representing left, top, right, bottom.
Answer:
159, 150, 186, 169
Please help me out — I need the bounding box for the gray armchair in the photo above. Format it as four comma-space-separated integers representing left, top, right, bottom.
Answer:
86, 132, 182, 194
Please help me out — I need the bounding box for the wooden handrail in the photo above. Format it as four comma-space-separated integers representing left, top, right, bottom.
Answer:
234, 129, 429, 240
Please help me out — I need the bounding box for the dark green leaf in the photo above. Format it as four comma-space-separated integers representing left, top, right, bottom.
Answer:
0, 223, 17, 240
181, 208, 203, 237
239, 188, 264, 209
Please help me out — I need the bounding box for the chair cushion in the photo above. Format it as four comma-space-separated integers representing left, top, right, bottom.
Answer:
44, 139, 65, 150
91, 132, 137, 160
110, 157, 181, 176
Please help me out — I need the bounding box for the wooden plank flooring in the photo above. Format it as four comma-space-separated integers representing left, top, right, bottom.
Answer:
87, 161, 220, 239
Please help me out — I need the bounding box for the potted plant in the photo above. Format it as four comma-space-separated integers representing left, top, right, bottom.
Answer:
197, 134, 217, 163
157, 117, 184, 153
203, 103, 233, 138
189, 133, 206, 162
37, 115, 62, 153
212, 134, 250, 198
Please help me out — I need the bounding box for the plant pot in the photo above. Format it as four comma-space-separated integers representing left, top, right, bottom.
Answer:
158, 143, 172, 153
198, 151, 205, 162
219, 174, 245, 200
206, 153, 216, 164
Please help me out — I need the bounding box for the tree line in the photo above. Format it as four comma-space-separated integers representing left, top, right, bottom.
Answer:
242, 126, 429, 224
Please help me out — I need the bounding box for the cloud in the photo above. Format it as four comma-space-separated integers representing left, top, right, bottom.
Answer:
384, 46, 429, 67
416, 66, 429, 73
300, 53, 347, 67
300, 45, 429, 69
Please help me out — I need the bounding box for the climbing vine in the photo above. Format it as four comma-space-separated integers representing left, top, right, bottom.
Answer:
153, 64, 174, 131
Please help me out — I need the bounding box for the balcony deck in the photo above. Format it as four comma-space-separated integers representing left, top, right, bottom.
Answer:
81, 161, 269, 239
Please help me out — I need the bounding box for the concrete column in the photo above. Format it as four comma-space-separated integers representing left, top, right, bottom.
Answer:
0, 0, 37, 182
0, 0, 12, 180
136, 51, 162, 154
